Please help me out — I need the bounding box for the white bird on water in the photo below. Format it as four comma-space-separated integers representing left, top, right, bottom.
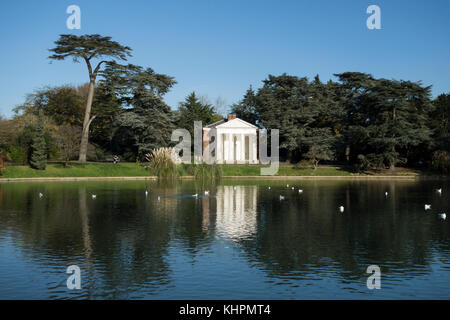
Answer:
92, 195, 96, 199
291, 187, 295, 190
268, 186, 271, 190
437, 188, 442, 194
145, 190, 148, 196
438, 213, 446, 220
192, 194, 199, 198
286, 184, 289, 188
157, 196, 160, 201
298, 189, 303, 193
279, 195, 285, 200
424, 204, 431, 210
204, 191, 209, 195
39, 193, 43, 198
339, 206, 344, 213
385, 192, 388, 197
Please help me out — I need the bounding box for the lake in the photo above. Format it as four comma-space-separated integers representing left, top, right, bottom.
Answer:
0, 179, 449, 299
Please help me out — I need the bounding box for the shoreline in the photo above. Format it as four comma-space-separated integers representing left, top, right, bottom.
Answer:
0, 175, 444, 182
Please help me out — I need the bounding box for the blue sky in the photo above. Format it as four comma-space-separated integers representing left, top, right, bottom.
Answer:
0, 0, 449, 118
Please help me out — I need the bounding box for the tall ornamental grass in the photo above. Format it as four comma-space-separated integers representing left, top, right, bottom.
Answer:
145, 147, 178, 178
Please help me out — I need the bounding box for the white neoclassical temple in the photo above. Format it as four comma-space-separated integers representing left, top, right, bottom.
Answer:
202, 114, 258, 164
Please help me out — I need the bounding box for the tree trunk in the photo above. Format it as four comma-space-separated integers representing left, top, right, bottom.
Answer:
345, 145, 350, 163
389, 145, 396, 170
78, 80, 95, 162
314, 160, 319, 170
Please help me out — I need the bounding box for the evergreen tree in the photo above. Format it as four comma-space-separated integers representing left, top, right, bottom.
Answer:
111, 65, 177, 160
177, 92, 216, 138
231, 86, 259, 125
431, 93, 450, 152
335, 73, 433, 169
49, 34, 132, 161
29, 113, 47, 170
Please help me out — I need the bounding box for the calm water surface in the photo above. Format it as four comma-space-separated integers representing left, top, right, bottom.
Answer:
0, 179, 449, 299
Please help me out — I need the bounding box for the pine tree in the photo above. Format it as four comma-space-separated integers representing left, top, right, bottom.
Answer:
29, 113, 47, 170
177, 92, 216, 138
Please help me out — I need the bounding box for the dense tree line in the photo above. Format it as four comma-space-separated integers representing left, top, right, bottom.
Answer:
232, 73, 449, 171
0, 34, 449, 173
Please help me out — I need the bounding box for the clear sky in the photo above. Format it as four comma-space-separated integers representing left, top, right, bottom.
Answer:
1, 0, 449, 118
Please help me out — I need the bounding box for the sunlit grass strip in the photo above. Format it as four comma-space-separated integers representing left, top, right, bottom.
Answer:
0, 163, 423, 179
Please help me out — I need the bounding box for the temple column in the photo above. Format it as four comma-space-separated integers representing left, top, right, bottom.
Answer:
216, 132, 222, 163
228, 133, 234, 163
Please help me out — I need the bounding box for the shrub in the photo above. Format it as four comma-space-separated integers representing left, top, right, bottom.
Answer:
145, 147, 178, 178
431, 150, 450, 174
8, 146, 26, 164
0, 151, 4, 175
295, 159, 314, 169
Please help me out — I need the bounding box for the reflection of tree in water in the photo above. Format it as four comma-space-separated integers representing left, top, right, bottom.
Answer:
0, 182, 175, 298
230, 180, 450, 281
0, 179, 449, 297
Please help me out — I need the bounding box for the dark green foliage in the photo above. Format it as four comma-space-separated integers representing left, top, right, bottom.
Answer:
49, 34, 132, 62
336, 72, 433, 169
29, 114, 47, 170
431, 93, 450, 152
106, 64, 177, 160
431, 151, 450, 174
90, 83, 123, 149
235, 72, 436, 170
177, 92, 217, 138
231, 87, 259, 125
236, 74, 342, 163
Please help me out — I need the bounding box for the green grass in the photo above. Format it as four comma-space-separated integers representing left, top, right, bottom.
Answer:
0, 162, 421, 179
220, 165, 355, 176
0, 163, 150, 178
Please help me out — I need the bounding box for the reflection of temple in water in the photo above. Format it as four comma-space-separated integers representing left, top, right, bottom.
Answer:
215, 185, 258, 241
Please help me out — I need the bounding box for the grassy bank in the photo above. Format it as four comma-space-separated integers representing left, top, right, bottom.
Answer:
0, 162, 424, 179
0, 163, 149, 178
